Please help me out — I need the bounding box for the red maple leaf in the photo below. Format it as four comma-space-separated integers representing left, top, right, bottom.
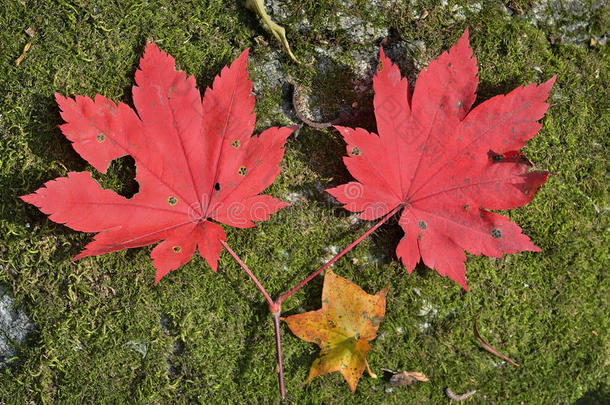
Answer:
21, 42, 294, 283
327, 29, 554, 290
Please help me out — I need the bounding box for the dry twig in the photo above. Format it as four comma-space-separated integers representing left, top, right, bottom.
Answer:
474, 319, 520, 367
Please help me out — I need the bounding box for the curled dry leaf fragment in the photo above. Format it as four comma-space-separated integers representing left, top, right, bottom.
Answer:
382, 369, 429, 386
15, 42, 31, 66
446, 387, 476, 401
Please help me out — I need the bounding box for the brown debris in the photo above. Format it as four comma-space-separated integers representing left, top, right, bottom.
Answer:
381, 369, 429, 386
445, 387, 476, 401
474, 319, 520, 367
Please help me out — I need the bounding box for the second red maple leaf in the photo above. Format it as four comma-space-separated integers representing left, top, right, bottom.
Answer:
328, 29, 554, 290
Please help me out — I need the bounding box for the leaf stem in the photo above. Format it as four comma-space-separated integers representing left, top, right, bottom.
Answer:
277, 204, 402, 303
365, 360, 377, 379
220, 240, 277, 311
221, 205, 402, 400
272, 311, 286, 399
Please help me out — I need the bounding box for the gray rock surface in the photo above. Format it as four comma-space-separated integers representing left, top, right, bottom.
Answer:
529, 0, 609, 46
0, 284, 34, 367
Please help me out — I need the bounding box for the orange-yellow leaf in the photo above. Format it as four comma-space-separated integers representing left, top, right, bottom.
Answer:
282, 270, 389, 393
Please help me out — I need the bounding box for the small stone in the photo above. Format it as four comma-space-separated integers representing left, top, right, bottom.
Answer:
0, 284, 34, 368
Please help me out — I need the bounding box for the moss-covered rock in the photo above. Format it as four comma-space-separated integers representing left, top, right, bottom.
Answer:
0, 0, 607, 403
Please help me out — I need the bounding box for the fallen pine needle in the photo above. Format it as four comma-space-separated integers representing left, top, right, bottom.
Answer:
474, 319, 520, 367
446, 387, 476, 401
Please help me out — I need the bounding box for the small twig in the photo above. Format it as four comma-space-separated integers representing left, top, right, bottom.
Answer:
291, 81, 334, 129
474, 319, 520, 367
445, 387, 476, 401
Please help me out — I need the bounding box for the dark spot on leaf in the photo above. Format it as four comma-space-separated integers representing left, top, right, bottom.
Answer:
418, 220, 427, 230
231, 139, 240, 149
168, 196, 178, 206
351, 146, 361, 156
214, 182, 221, 191
491, 228, 502, 239
371, 316, 382, 327
322, 298, 329, 304
238, 166, 247, 176
493, 154, 504, 162
464, 178, 470, 183
355, 333, 360, 340
96, 133, 105, 143
448, 62, 452, 67
328, 320, 336, 328
464, 205, 469, 211
172, 246, 181, 253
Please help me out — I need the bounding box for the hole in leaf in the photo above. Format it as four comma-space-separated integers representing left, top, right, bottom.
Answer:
100, 156, 139, 198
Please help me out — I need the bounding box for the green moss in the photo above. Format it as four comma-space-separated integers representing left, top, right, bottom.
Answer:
0, 0, 608, 403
